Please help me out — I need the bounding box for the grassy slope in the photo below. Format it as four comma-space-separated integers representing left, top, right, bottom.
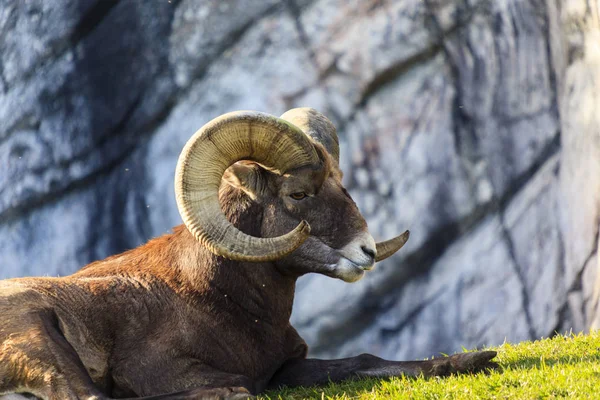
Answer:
262, 332, 600, 399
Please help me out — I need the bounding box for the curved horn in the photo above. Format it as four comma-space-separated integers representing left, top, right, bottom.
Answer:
175, 111, 322, 262
375, 230, 410, 262
280, 108, 340, 163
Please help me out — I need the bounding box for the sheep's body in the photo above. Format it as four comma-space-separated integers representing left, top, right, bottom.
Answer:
0, 109, 497, 400
0, 189, 307, 398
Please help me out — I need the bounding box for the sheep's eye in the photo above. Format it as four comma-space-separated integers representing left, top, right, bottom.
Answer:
290, 192, 307, 200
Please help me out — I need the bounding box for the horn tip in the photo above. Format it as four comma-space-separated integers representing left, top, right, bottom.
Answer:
297, 220, 311, 237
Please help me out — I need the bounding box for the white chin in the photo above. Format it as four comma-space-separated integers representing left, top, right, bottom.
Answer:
334, 258, 366, 282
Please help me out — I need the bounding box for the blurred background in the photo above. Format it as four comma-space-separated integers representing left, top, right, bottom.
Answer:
1, 0, 599, 361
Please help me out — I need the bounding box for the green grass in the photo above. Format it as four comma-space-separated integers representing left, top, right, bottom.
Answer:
261, 331, 600, 400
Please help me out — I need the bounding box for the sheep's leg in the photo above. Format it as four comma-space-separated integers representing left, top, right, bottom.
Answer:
112, 364, 258, 400
124, 386, 253, 400
268, 351, 498, 389
0, 310, 107, 400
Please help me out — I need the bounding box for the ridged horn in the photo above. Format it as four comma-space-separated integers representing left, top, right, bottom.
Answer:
280, 107, 340, 163
375, 230, 410, 262
175, 111, 322, 262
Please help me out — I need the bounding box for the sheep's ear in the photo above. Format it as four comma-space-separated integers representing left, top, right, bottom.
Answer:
222, 161, 270, 199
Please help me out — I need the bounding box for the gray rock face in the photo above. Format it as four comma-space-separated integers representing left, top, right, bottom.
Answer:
0, 0, 598, 361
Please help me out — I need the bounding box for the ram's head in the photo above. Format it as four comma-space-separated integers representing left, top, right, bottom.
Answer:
175, 108, 409, 282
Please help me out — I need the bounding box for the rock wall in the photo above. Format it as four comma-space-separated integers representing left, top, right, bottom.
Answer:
0, 0, 598, 360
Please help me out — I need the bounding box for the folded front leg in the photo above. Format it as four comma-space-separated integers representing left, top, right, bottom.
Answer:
125, 386, 253, 400
112, 361, 258, 400
269, 351, 498, 389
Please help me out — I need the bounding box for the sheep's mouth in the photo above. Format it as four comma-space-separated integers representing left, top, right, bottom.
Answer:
342, 257, 374, 271
329, 257, 369, 282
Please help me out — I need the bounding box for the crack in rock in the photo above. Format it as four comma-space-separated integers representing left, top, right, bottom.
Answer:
498, 209, 537, 339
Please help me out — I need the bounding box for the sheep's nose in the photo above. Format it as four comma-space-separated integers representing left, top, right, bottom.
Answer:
361, 246, 376, 261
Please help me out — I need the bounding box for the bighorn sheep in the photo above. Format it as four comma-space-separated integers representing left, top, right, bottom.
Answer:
0, 109, 497, 399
